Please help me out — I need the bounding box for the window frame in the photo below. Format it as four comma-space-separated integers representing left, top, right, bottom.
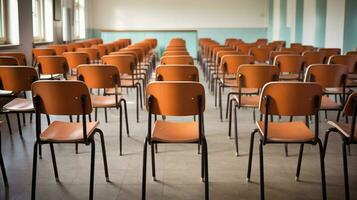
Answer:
73, 0, 85, 40
32, 0, 45, 42
0, 0, 7, 44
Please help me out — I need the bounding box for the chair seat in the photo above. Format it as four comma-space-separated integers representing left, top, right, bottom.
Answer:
279, 73, 300, 80
256, 121, 315, 142
40, 121, 99, 143
229, 87, 259, 94
3, 98, 34, 112
152, 120, 199, 143
219, 78, 237, 87
327, 121, 357, 140
324, 87, 345, 94
121, 79, 141, 87
233, 95, 259, 107
321, 96, 341, 110
91, 95, 121, 108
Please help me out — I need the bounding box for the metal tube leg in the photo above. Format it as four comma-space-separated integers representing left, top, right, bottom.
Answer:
122, 100, 129, 136
151, 142, 156, 180
75, 143, 79, 154
285, 144, 289, 157
95, 108, 98, 121
138, 84, 143, 109
16, 113, 22, 136
0, 132, 8, 186
219, 85, 223, 122
49, 144, 59, 181
259, 140, 265, 200
31, 141, 38, 200
342, 141, 350, 200
317, 139, 327, 200
89, 140, 96, 200
69, 115, 73, 122
136, 86, 139, 123
5, 113, 12, 135
142, 138, 148, 200
22, 113, 26, 125
234, 105, 239, 156
203, 138, 209, 200
323, 130, 332, 158
39, 143, 42, 159
46, 114, 51, 125
295, 144, 304, 181
247, 129, 257, 181
347, 145, 351, 156
98, 130, 109, 181
119, 106, 123, 156
104, 108, 108, 123
225, 93, 232, 119
228, 99, 234, 139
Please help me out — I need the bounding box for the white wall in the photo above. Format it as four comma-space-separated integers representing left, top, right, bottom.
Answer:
272, 0, 280, 40
325, 0, 345, 49
302, 0, 316, 45
87, 0, 268, 30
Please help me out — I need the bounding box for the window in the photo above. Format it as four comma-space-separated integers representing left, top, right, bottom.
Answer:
0, 0, 6, 43
32, 0, 44, 41
73, 0, 85, 39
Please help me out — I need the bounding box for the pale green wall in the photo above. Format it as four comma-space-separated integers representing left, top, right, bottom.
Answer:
315, 0, 327, 48
343, 0, 357, 52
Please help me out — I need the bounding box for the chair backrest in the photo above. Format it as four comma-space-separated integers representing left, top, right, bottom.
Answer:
37, 56, 68, 75
216, 50, 240, 66
76, 48, 100, 61
328, 55, 357, 73
318, 48, 341, 62
236, 44, 256, 55
160, 55, 194, 65
256, 38, 268, 46
63, 52, 90, 70
342, 92, 357, 116
269, 51, 297, 63
237, 64, 279, 89
274, 55, 305, 73
346, 51, 357, 56
168, 38, 186, 47
221, 55, 254, 74
165, 46, 187, 51
32, 80, 92, 115
102, 54, 135, 75
0, 66, 38, 92
77, 64, 120, 89
303, 51, 326, 66
146, 81, 205, 116
0, 56, 19, 66
304, 64, 348, 88
32, 48, 56, 63
155, 65, 199, 81
259, 82, 323, 116
250, 47, 271, 63
0, 52, 26, 65
162, 51, 189, 56
48, 44, 68, 55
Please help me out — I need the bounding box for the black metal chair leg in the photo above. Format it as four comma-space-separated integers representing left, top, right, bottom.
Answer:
247, 129, 258, 182
234, 105, 239, 156
39, 143, 42, 159
342, 141, 350, 200
203, 137, 209, 200
89, 139, 96, 200
22, 113, 26, 125
295, 144, 304, 181
49, 143, 59, 181
97, 129, 109, 181
31, 141, 38, 200
136, 86, 139, 123
225, 93, 233, 119
285, 144, 289, 157
259, 140, 265, 200
16, 113, 22, 136
323, 129, 332, 158
5, 113, 12, 135
119, 106, 123, 156
142, 138, 148, 200
104, 108, 108, 123
30, 113, 33, 123
0, 132, 8, 186
347, 144, 351, 156
46, 114, 51, 125
69, 115, 73, 122
95, 108, 98, 121
138, 84, 143, 109
151, 142, 156, 180
75, 143, 79, 154
219, 85, 223, 122
122, 99, 129, 136
317, 139, 327, 200
155, 143, 158, 153
228, 99, 234, 139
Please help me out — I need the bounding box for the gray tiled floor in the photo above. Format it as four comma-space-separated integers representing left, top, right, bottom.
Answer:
0, 66, 356, 200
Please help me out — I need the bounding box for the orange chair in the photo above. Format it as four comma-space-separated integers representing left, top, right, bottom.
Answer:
0, 52, 27, 65
304, 64, 348, 120
162, 51, 189, 56
160, 55, 193, 65
77, 48, 100, 63
303, 51, 326, 66
37, 56, 69, 79
0, 67, 38, 135
269, 51, 297, 64
155, 65, 199, 81
328, 55, 357, 85
48, 44, 68, 55
32, 48, 56, 66
63, 52, 90, 77
256, 38, 268, 46
346, 51, 357, 56
318, 48, 341, 63
274, 55, 305, 80
168, 38, 186, 47
250, 47, 271, 63
217, 55, 254, 121
77, 64, 129, 155
229, 64, 279, 155
31, 80, 109, 200
0, 124, 7, 186
0, 56, 19, 66
246, 82, 326, 200
324, 92, 357, 200
142, 82, 208, 200
102, 54, 143, 122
